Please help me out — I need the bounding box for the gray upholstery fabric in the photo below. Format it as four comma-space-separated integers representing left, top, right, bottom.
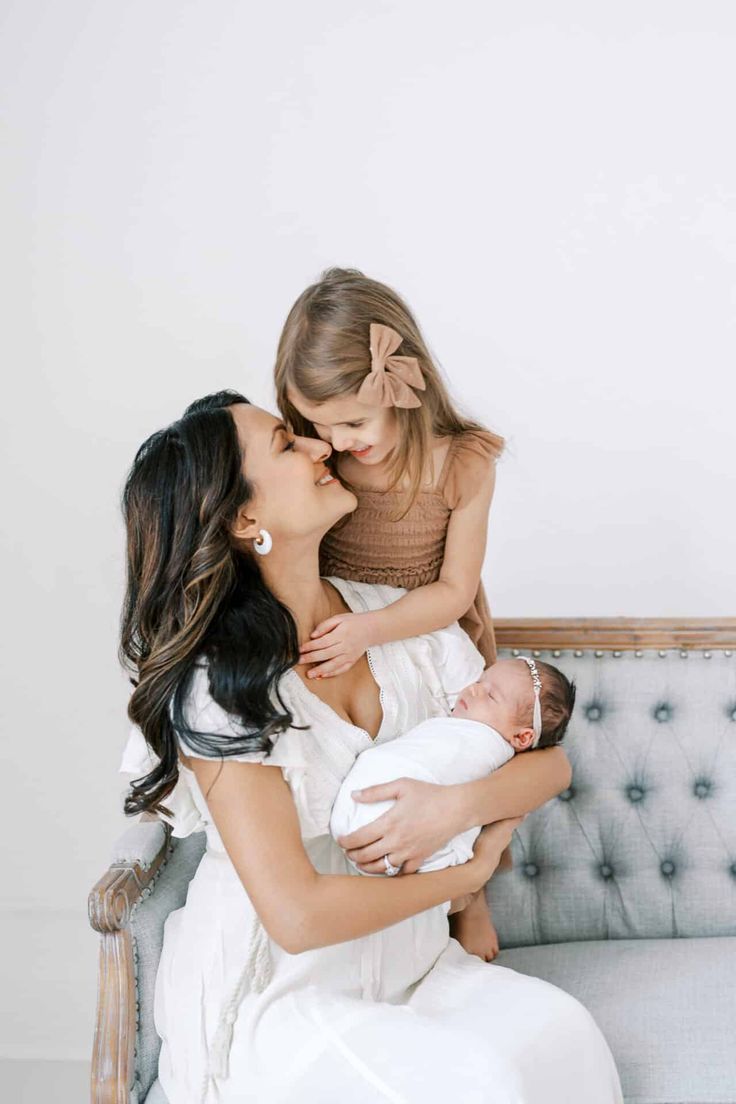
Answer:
495, 937, 736, 1104
487, 649, 736, 947
131, 831, 206, 1103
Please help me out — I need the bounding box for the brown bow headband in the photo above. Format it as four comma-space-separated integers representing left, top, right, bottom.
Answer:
356, 323, 426, 409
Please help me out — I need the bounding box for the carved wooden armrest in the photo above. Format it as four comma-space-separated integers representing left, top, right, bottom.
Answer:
88, 821, 172, 1104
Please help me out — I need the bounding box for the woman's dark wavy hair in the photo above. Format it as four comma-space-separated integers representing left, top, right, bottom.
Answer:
120, 391, 300, 818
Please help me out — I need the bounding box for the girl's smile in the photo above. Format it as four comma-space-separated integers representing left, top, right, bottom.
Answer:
349, 445, 373, 460
286, 388, 399, 467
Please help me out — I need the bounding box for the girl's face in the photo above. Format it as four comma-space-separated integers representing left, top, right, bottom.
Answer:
287, 388, 399, 467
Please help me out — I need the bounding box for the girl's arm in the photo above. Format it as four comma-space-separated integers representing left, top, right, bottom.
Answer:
338, 745, 571, 876
300, 460, 496, 677
365, 458, 496, 644
188, 754, 517, 954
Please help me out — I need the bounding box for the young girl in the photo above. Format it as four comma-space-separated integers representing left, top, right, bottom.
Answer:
274, 267, 506, 960
275, 267, 504, 676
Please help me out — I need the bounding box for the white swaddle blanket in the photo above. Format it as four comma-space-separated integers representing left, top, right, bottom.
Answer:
330, 716, 515, 873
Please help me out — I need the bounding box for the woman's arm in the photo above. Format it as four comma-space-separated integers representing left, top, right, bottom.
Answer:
299, 462, 496, 676
189, 755, 516, 954
338, 746, 571, 875
456, 745, 572, 832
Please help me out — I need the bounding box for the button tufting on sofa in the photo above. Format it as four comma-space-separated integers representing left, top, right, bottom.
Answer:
523, 862, 539, 878
586, 704, 603, 721
485, 639, 736, 1104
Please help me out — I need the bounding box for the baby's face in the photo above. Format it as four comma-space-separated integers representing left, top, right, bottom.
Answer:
452, 660, 534, 747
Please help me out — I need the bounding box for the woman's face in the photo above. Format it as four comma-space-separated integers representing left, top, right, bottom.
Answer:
287, 387, 399, 467
230, 403, 357, 548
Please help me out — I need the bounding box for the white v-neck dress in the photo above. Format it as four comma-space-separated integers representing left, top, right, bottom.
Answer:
121, 579, 622, 1104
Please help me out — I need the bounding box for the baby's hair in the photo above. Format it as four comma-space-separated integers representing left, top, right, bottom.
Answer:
274, 267, 504, 512
532, 662, 577, 749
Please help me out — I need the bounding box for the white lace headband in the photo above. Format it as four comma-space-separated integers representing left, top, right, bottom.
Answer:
517, 656, 543, 748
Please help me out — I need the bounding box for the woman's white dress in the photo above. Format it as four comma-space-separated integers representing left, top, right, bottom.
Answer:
121, 579, 623, 1104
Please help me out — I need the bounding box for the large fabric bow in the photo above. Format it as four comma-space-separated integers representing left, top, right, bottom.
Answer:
356, 323, 426, 408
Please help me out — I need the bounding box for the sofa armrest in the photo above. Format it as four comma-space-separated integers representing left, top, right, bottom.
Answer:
88, 820, 172, 1104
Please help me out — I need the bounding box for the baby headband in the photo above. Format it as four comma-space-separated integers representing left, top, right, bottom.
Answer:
356, 323, 426, 409
517, 656, 543, 749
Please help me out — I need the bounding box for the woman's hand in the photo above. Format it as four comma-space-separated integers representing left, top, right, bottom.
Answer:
337, 778, 469, 874
298, 611, 374, 678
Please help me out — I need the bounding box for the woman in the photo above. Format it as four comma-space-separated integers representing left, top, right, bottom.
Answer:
121, 391, 623, 1103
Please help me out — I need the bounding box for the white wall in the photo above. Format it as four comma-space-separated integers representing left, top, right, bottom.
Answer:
1, 0, 734, 1071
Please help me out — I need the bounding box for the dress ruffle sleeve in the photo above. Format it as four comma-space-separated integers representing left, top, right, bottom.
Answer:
119, 664, 308, 839
119, 725, 207, 838
440, 430, 500, 511
181, 665, 309, 797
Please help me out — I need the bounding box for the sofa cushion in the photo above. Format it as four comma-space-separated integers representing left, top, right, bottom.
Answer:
144, 938, 733, 1104
488, 648, 736, 947
494, 937, 736, 1104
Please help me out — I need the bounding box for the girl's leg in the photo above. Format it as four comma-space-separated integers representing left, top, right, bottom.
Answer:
449, 889, 500, 961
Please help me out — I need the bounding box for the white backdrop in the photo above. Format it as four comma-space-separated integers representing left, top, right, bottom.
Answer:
1, 0, 734, 1074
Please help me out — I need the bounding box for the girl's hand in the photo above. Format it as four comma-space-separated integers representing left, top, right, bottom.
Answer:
467, 818, 525, 889
448, 892, 476, 915
337, 779, 469, 874
298, 611, 374, 679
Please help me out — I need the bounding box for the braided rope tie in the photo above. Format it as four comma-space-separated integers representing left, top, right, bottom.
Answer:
201, 914, 273, 1101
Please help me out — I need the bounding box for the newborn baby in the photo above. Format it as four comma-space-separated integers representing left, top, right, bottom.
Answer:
330, 655, 576, 960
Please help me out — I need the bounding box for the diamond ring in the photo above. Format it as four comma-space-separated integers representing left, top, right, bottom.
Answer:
384, 855, 401, 877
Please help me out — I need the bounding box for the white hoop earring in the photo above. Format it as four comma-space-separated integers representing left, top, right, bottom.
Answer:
253, 529, 272, 556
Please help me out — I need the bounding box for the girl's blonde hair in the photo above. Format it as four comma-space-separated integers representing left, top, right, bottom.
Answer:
274, 268, 504, 512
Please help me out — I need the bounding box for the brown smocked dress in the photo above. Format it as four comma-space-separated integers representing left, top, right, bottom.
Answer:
320, 432, 497, 665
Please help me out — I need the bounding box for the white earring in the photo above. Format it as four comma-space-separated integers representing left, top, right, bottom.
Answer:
253, 529, 272, 556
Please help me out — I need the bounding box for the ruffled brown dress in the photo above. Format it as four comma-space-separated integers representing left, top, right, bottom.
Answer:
320, 432, 497, 665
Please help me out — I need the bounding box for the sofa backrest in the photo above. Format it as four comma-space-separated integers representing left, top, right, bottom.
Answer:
487, 626, 736, 949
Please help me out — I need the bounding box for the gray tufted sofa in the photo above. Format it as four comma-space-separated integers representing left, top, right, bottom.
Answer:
89, 618, 736, 1104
